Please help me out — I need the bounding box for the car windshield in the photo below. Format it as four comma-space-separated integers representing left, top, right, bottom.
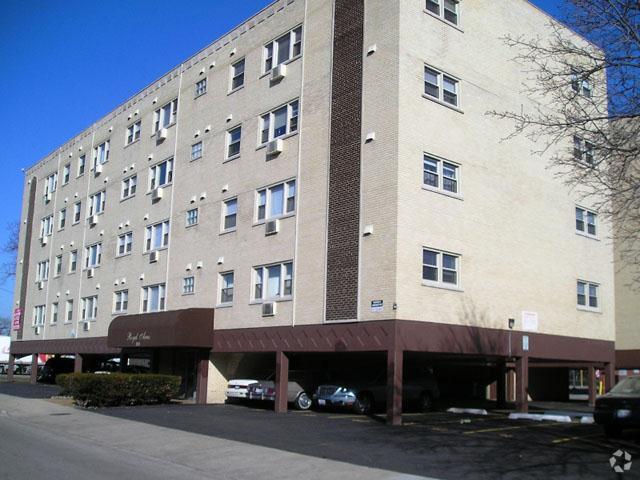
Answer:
610, 377, 640, 395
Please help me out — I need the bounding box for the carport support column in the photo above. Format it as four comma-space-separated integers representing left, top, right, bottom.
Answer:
496, 361, 507, 408
6, 354, 15, 382
74, 354, 83, 373
386, 346, 403, 426
588, 365, 597, 406
196, 350, 209, 405
604, 362, 615, 392
29, 353, 38, 384
275, 351, 289, 414
515, 355, 528, 413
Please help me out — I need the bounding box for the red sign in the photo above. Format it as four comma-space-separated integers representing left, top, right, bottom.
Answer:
12, 308, 23, 331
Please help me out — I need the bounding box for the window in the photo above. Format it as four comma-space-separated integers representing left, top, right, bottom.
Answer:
40, 215, 54, 238
260, 100, 299, 144
126, 121, 141, 145
88, 190, 106, 216
577, 281, 599, 310
44, 173, 57, 201
33, 305, 46, 326
77, 155, 86, 176
256, 180, 296, 221
117, 232, 133, 256
69, 250, 78, 273
122, 175, 137, 199
85, 242, 102, 269
575, 207, 597, 237
73, 202, 82, 224
182, 276, 195, 295
425, 0, 459, 25
114, 290, 129, 313
81, 296, 98, 321
573, 136, 595, 167
191, 142, 203, 161
145, 220, 170, 252
142, 284, 166, 313
58, 208, 66, 230
65, 300, 73, 323
423, 154, 459, 194
422, 248, 460, 287
195, 78, 207, 97
264, 26, 303, 72
252, 262, 293, 301
571, 72, 592, 97
186, 208, 199, 227
424, 66, 459, 107
54, 255, 62, 277
226, 126, 242, 159
230, 59, 245, 91
93, 140, 110, 169
51, 303, 58, 324
37, 260, 50, 282
219, 272, 234, 304
62, 164, 71, 185
221, 198, 237, 231
149, 158, 173, 190
153, 99, 178, 132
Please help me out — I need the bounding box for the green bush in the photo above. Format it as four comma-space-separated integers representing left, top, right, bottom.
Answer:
56, 373, 181, 407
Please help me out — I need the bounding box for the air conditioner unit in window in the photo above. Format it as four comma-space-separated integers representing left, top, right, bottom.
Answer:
157, 128, 168, 141
34, 326, 41, 335
149, 250, 159, 263
88, 215, 99, 227
82, 322, 91, 332
37, 281, 44, 290
94, 164, 103, 175
266, 139, 284, 156
271, 63, 287, 81
265, 219, 280, 236
87, 268, 95, 279
41, 236, 48, 246
151, 188, 163, 202
262, 302, 276, 317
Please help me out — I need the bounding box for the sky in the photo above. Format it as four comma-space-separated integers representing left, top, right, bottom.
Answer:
0, 0, 562, 318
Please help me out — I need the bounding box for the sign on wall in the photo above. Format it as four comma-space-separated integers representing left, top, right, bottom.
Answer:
371, 300, 384, 313
12, 308, 23, 331
522, 311, 539, 332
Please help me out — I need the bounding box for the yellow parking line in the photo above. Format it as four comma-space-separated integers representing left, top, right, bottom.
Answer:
327, 414, 366, 419
464, 425, 524, 435
552, 433, 602, 444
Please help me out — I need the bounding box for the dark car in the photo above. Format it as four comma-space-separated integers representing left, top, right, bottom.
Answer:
594, 376, 640, 437
315, 368, 440, 415
37, 357, 74, 384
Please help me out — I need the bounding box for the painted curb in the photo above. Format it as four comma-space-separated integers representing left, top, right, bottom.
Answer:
447, 408, 488, 416
508, 413, 572, 423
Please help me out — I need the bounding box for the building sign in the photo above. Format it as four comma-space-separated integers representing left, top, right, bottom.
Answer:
371, 300, 384, 313
522, 311, 539, 332
12, 308, 23, 331
522, 335, 530, 352
126, 331, 151, 347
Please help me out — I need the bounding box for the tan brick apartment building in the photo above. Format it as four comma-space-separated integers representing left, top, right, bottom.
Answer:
9, 0, 616, 424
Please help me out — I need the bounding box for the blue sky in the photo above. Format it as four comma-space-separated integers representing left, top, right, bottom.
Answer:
0, 0, 562, 317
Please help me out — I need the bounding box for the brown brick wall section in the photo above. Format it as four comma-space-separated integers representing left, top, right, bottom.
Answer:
325, 0, 365, 322
17, 177, 37, 340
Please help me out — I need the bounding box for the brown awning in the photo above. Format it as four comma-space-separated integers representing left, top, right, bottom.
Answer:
107, 308, 214, 349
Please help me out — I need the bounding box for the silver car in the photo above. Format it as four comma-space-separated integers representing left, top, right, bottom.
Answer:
248, 370, 322, 410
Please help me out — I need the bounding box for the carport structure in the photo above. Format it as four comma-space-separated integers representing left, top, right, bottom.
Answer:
213, 319, 615, 425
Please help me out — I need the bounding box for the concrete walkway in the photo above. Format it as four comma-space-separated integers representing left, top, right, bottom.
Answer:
0, 392, 434, 480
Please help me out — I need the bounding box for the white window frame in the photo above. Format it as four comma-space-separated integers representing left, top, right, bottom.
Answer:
571, 72, 592, 98
44, 173, 58, 200
144, 220, 170, 252
58, 208, 67, 230
218, 271, 235, 306
54, 255, 62, 277
424, 65, 460, 108
36, 260, 50, 282
62, 163, 71, 185
77, 155, 86, 177
65, 300, 74, 323
153, 99, 178, 133
573, 135, 595, 167
88, 190, 106, 216
195, 78, 207, 97
263, 25, 303, 73
252, 262, 293, 302
577, 280, 600, 312
73, 202, 82, 224
84, 242, 102, 269
259, 100, 299, 145
126, 121, 141, 145
222, 198, 237, 232
423, 153, 461, 196
575, 206, 598, 238
186, 208, 199, 227
121, 175, 137, 200
114, 290, 129, 314
117, 232, 133, 257
182, 276, 195, 295
422, 248, 461, 290
230, 58, 245, 91
93, 140, 110, 169
255, 180, 296, 222
191, 141, 203, 161
51, 302, 59, 325
40, 215, 54, 238
226, 126, 242, 159
69, 250, 78, 273
141, 284, 166, 313
81, 295, 98, 321
33, 305, 46, 326
149, 158, 174, 190
425, 0, 460, 25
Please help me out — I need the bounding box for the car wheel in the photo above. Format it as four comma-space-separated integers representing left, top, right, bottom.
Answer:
354, 393, 374, 415
295, 392, 313, 410
604, 424, 623, 438
419, 392, 433, 412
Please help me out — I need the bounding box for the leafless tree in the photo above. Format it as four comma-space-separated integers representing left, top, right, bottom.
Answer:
489, 0, 640, 284
2, 221, 19, 284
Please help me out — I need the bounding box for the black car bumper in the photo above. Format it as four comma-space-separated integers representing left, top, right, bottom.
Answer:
594, 409, 640, 428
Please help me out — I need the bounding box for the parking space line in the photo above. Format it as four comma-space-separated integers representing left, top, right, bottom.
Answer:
463, 422, 569, 436
552, 433, 602, 444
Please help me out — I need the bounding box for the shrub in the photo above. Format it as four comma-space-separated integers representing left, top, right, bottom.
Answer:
56, 373, 181, 407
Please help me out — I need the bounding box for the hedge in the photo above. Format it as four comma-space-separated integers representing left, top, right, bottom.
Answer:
57, 373, 181, 407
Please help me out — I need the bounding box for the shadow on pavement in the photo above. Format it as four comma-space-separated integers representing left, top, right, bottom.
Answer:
0, 381, 60, 399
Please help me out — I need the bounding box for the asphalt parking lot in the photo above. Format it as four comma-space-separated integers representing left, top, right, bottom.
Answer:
1, 382, 638, 479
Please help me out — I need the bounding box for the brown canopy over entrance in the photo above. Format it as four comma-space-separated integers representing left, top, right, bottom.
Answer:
108, 308, 214, 349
